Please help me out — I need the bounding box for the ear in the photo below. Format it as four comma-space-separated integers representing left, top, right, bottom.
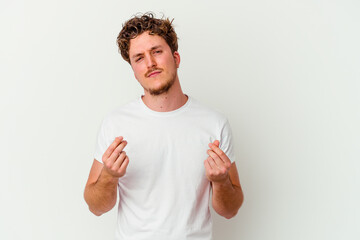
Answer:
173, 51, 180, 68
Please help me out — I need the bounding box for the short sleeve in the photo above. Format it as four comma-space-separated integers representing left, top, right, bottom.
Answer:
93, 118, 112, 164
219, 119, 236, 163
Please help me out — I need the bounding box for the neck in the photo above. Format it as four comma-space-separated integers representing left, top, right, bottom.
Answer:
141, 78, 188, 112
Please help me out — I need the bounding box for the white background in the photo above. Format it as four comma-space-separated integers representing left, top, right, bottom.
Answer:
1, 0, 359, 239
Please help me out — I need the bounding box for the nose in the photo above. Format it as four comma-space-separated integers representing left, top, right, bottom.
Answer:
145, 54, 156, 68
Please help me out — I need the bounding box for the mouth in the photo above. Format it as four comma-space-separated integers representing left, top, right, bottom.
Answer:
147, 70, 162, 78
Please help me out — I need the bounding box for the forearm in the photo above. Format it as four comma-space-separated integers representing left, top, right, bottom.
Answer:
84, 169, 119, 216
211, 176, 244, 219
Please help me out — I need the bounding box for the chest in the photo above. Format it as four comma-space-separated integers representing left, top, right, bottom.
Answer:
114, 118, 217, 187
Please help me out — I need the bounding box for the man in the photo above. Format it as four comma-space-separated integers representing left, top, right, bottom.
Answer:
84, 13, 244, 239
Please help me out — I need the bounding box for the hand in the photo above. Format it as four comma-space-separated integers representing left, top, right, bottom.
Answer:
204, 140, 232, 183
102, 136, 129, 178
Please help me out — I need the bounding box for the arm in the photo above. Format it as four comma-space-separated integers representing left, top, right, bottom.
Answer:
204, 140, 244, 219
211, 162, 244, 219
84, 137, 129, 216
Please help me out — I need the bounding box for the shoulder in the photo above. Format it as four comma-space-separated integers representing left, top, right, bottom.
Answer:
101, 98, 141, 125
188, 96, 229, 124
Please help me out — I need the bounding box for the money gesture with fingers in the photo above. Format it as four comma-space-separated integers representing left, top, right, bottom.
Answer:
204, 140, 232, 183
102, 136, 129, 178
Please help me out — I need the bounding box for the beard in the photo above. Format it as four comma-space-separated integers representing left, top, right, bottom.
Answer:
146, 71, 177, 96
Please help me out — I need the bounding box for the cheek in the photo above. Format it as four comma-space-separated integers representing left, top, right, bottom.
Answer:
158, 58, 173, 70
132, 66, 144, 78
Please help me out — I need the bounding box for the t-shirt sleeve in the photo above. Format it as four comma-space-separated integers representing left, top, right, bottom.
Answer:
219, 119, 236, 163
93, 118, 112, 164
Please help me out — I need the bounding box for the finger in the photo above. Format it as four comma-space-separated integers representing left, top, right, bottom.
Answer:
103, 136, 123, 161
204, 158, 213, 172
213, 140, 220, 147
207, 144, 226, 163
108, 140, 127, 164
206, 156, 219, 170
112, 151, 127, 170
207, 150, 227, 171
117, 156, 129, 175
208, 142, 231, 166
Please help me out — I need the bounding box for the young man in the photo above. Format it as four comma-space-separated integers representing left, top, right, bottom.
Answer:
84, 13, 244, 239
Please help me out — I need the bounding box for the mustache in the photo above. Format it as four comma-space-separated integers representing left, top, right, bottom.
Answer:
145, 67, 163, 77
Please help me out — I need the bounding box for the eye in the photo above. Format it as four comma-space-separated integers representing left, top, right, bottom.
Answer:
135, 57, 143, 62
153, 50, 162, 54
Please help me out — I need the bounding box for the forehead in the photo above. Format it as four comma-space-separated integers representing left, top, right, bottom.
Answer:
129, 32, 169, 55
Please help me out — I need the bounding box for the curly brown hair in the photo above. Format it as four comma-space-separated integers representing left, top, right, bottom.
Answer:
117, 13, 178, 64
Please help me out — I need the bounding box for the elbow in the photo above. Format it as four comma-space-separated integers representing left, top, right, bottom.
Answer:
224, 210, 238, 219
219, 193, 244, 219
83, 189, 111, 217
86, 201, 115, 217
223, 200, 243, 219
89, 207, 104, 216
85, 199, 105, 216
214, 207, 238, 219
213, 206, 239, 219
221, 203, 242, 219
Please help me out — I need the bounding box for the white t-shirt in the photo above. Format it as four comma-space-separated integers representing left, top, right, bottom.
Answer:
94, 95, 236, 240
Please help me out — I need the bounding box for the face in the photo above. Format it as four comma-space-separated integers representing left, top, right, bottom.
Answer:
128, 32, 180, 96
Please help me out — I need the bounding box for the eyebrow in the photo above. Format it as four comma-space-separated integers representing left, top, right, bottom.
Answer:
131, 45, 163, 59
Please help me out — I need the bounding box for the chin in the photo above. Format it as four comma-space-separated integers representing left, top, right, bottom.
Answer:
149, 88, 169, 96
148, 79, 175, 96
148, 84, 172, 95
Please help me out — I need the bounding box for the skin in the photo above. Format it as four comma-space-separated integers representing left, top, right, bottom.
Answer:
129, 31, 187, 112
84, 137, 128, 216
84, 31, 244, 218
205, 140, 244, 218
